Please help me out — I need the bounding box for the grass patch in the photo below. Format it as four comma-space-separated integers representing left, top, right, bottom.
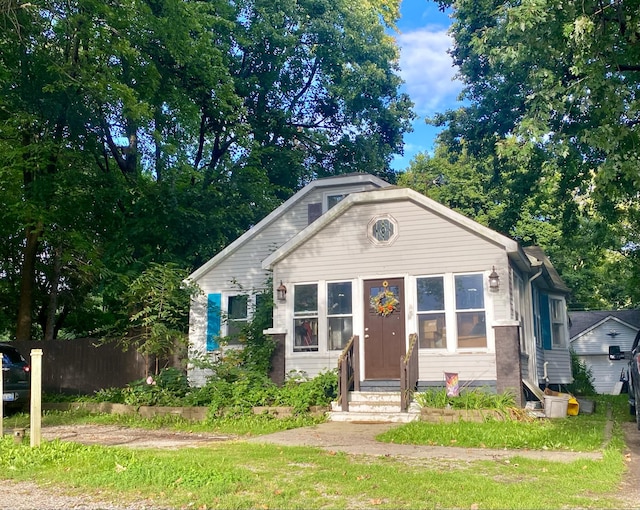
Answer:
381, 394, 626, 451
3, 408, 326, 437
0, 433, 629, 509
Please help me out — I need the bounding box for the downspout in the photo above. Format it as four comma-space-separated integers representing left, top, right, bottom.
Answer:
527, 267, 543, 388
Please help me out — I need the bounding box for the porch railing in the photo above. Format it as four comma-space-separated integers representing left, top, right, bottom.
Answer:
400, 333, 419, 412
337, 335, 360, 412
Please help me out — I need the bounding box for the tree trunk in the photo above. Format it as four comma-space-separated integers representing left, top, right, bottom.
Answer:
16, 222, 43, 341
44, 245, 62, 341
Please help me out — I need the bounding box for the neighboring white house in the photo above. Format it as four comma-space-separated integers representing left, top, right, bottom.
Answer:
570, 310, 640, 394
187, 174, 573, 406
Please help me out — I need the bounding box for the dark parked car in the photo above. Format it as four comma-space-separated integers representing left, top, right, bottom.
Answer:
609, 331, 640, 429
1, 343, 30, 412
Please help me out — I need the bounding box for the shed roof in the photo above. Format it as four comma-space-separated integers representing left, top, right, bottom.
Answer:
569, 310, 640, 339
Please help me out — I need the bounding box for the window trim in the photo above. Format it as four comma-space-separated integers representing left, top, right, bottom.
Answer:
293, 283, 319, 352
367, 214, 399, 245
326, 280, 353, 351
416, 275, 446, 349
454, 272, 488, 350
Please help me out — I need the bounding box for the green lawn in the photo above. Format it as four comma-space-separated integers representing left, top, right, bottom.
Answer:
0, 394, 634, 509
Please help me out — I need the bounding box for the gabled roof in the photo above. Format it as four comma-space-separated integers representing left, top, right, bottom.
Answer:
187, 173, 390, 282
569, 310, 640, 340
263, 186, 530, 270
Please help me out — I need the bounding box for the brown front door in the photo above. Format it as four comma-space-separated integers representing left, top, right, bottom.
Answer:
364, 278, 406, 380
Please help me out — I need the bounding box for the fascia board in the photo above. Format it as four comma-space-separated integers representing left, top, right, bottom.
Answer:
263, 187, 522, 269
187, 174, 389, 282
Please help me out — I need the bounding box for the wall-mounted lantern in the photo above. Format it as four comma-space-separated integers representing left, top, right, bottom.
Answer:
276, 281, 287, 302
488, 267, 500, 291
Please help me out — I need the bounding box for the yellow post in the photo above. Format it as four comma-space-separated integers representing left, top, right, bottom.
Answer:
30, 349, 42, 447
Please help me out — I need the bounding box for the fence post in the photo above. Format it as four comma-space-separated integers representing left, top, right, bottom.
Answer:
30, 349, 43, 447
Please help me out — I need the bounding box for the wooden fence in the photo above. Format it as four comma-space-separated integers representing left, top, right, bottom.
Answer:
10, 339, 167, 394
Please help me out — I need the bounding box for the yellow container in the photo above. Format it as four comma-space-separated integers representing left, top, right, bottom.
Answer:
567, 397, 579, 416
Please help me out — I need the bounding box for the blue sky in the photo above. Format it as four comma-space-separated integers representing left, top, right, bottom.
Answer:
391, 1, 462, 171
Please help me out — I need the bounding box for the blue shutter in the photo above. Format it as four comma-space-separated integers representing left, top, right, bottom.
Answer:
207, 293, 222, 351
539, 293, 552, 350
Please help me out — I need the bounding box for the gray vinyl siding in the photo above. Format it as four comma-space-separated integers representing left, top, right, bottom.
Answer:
570, 321, 637, 355
195, 183, 383, 294
418, 353, 496, 382
576, 354, 625, 394
272, 199, 508, 384
570, 320, 638, 395
537, 347, 573, 385
189, 181, 384, 379
275, 201, 507, 286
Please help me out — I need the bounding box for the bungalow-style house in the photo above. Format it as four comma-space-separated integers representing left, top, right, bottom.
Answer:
569, 310, 640, 394
187, 174, 572, 411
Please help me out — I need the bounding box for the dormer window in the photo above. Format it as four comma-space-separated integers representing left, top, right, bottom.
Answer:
327, 194, 346, 210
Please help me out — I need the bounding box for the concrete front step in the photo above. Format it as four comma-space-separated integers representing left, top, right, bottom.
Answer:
328, 410, 420, 423
329, 391, 421, 422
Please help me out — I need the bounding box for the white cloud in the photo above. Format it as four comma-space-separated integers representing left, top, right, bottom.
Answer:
396, 28, 463, 117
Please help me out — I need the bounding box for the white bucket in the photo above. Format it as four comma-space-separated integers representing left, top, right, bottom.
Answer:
544, 395, 569, 418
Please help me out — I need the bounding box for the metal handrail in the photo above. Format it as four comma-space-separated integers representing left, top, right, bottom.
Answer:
337, 335, 359, 412
400, 333, 419, 412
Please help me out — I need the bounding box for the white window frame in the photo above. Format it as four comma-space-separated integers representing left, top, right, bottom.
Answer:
416, 275, 446, 349
454, 272, 488, 350
326, 280, 353, 351
293, 283, 319, 352
550, 297, 567, 349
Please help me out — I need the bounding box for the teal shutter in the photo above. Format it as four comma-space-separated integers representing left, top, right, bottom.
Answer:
207, 293, 222, 351
539, 293, 552, 350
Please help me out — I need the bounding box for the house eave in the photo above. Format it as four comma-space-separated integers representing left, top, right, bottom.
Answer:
263, 187, 523, 270
188, 174, 390, 281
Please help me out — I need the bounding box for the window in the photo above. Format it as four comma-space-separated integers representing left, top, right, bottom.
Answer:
327, 194, 346, 210
368, 215, 398, 245
293, 284, 318, 351
226, 295, 248, 345
550, 298, 566, 348
416, 277, 446, 349
327, 282, 353, 350
455, 274, 486, 348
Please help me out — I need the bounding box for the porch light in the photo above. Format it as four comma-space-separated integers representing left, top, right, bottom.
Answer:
488, 267, 500, 291
276, 281, 287, 302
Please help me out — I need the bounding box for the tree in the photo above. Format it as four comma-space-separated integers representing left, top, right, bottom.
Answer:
113, 263, 198, 374
0, 0, 412, 339
430, 0, 640, 309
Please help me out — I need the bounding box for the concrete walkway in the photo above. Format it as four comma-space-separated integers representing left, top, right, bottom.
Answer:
246, 421, 603, 463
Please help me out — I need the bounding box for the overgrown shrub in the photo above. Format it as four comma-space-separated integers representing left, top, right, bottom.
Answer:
414, 387, 516, 412
567, 350, 597, 396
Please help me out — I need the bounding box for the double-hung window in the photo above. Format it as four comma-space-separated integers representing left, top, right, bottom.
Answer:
226, 295, 248, 345
550, 298, 566, 348
455, 274, 487, 348
293, 284, 318, 352
327, 282, 352, 350
416, 277, 446, 349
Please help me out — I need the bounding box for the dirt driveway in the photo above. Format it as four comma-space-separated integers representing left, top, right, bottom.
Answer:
1, 420, 639, 509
